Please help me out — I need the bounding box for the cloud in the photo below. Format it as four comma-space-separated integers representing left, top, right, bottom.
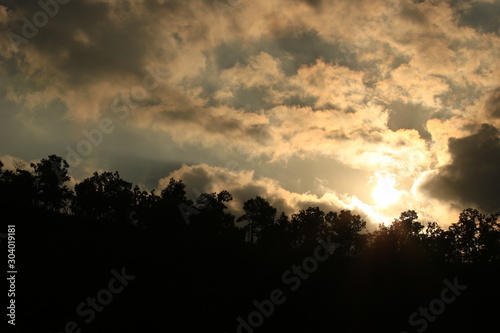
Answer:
158, 163, 385, 227
1, 0, 216, 120
1, 0, 499, 227
386, 100, 434, 140
418, 123, 500, 211
453, 0, 500, 35
485, 87, 500, 119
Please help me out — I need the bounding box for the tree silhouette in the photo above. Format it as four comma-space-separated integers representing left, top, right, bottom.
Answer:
325, 210, 367, 256
421, 221, 447, 260
3, 154, 500, 333
368, 211, 426, 259
391, 210, 424, 253
237, 196, 277, 245
290, 206, 327, 248
448, 208, 500, 263
275, 211, 294, 249
191, 190, 236, 235
0, 160, 36, 214
30, 155, 73, 213
133, 186, 162, 227
156, 178, 193, 231
72, 171, 134, 224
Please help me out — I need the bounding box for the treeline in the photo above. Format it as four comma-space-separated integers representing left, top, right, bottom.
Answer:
2, 154, 499, 263
1, 155, 499, 332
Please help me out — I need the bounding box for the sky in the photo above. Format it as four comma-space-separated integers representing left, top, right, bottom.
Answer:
0, 0, 499, 229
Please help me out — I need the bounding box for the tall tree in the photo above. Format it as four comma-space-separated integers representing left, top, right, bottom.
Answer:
191, 190, 235, 234
325, 210, 367, 256
421, 221, 447, 260
72, 171, 134, 224
30, 155, 73, 213
391, 210, 424, 253
290, 207, 327, 248
0, 160, 36, 214
448, 208, 500, 263
237, 196, 277, 245
157, 178, 193, 230
133, 186, 162, 228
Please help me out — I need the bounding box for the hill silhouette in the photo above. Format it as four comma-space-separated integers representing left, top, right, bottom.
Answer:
1, 155, 499, 332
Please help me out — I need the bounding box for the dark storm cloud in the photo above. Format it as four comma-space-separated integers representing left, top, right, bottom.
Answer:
270, 31, 354, 76
454, 0, 500, 35
244, 124, 272, 142
226, 87, 318, 112
204, 116, 242, 134
5, 0, 187, 87
399, 1, 428, 25
485, 88, 500, 119
159, 107, 244, 135
229, 86, 275, 112
386, 100, 433, 140
420, 123, 500, 211
211, 31, 357, 77
160, 108, 199, 123
8, 2, 126, 82
0, 96, 81, 165
214, 41, 250, 70
297, 0, 323, 8
283, 93, 318, 108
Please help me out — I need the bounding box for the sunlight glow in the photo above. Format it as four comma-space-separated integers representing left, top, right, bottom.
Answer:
348, 196, 391, 225
372, 172, 402, 208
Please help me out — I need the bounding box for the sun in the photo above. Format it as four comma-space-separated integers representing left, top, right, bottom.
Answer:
372, 172, 402, 208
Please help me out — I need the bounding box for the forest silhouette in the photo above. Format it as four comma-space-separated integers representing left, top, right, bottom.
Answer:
1, 155, 499, 333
